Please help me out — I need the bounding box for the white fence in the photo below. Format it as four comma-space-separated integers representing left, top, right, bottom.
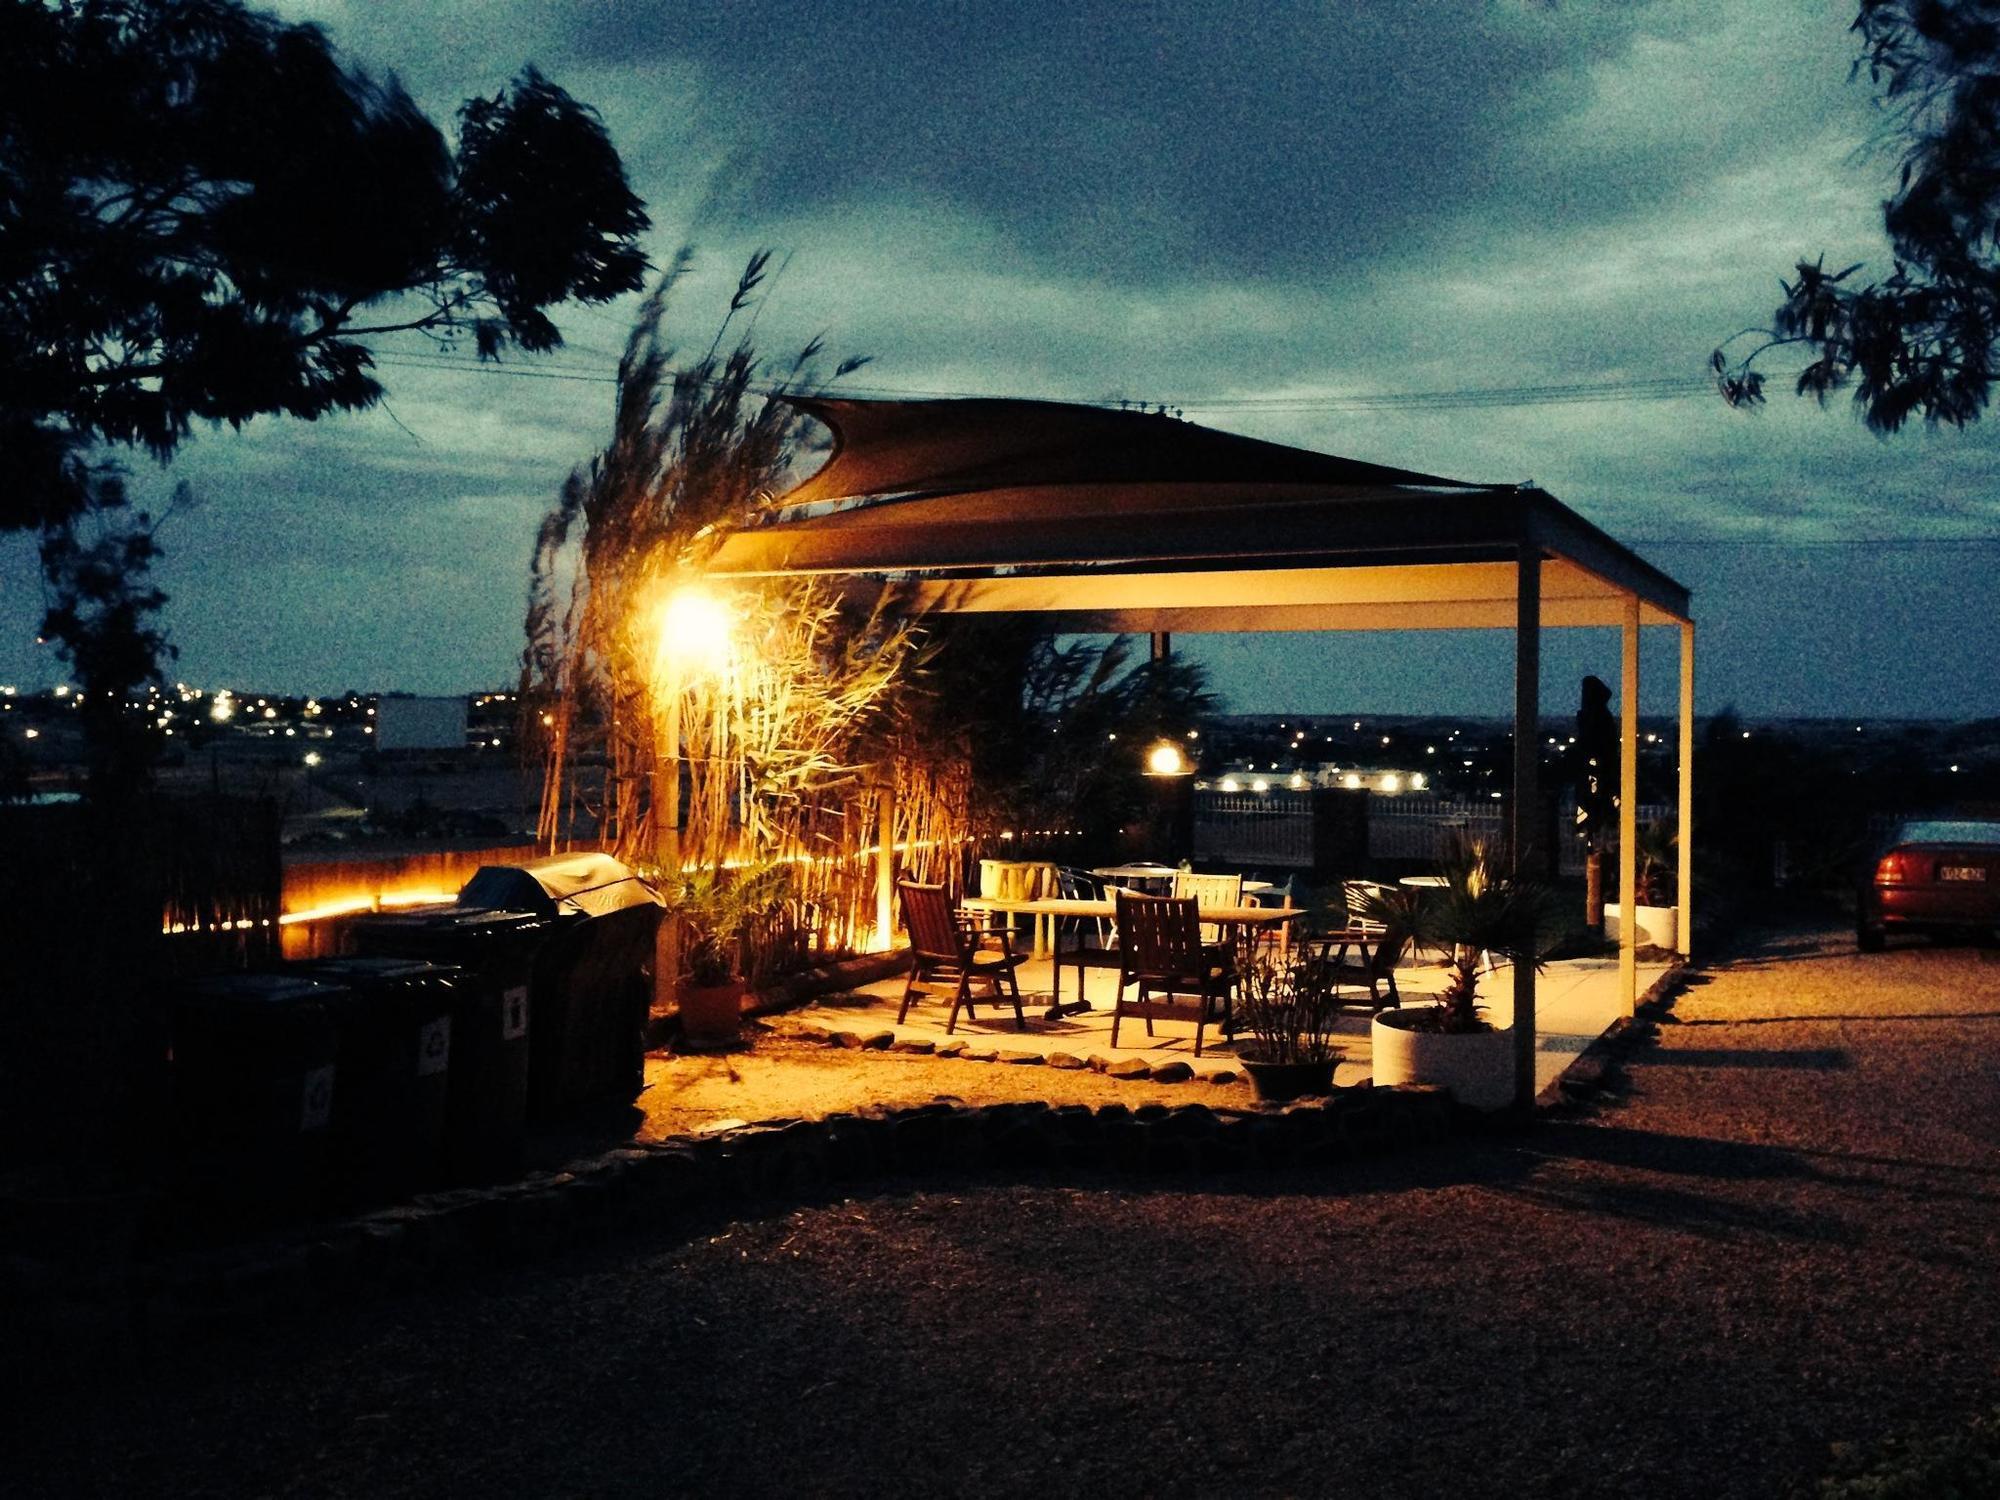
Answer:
1196, 788, 1676, 874
1193, 791, 1317, 869
1366, 797, 1508, 862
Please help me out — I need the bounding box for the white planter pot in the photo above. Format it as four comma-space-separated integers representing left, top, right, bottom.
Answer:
1603, 902, 1678, 951
1370, 1009, 1517, 1111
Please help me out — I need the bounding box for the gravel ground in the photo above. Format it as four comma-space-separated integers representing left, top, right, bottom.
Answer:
10, 919, 1999, 1499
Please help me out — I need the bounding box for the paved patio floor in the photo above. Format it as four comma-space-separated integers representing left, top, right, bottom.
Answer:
778, 949, 1674, 1094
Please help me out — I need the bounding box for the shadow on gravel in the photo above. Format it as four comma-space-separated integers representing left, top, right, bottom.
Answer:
1674, 1010, 2000, 1027
1624, 1046, 1852, 1070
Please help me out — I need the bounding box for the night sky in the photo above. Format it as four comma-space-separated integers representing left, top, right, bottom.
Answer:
5, 0, 1998, 717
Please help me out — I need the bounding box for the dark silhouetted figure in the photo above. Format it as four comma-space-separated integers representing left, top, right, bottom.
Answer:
1575, 675, 1618, 927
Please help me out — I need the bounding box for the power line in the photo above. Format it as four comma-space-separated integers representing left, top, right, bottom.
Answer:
365, 347, 1722, 412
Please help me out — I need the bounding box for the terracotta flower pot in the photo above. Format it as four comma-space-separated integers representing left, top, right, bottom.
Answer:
678, 979, 745, 1044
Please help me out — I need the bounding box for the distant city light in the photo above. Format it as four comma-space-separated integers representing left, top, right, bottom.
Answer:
210, 694, 234, 722
1220, 777, 1241, 792
1380, 774, 1401, 793
1343, 773, 1362, 789
303, 751, 322, 767
1250, 778, 1270, 792
1411, 773, 1428, 790
23, 728, 39, 740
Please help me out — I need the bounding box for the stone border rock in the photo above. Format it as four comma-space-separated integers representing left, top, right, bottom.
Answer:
5, 1083, 1454, 1358
790, 1022, 1245, 1086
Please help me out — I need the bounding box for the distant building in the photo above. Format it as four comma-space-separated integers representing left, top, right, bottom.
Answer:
373, 695, 469, 754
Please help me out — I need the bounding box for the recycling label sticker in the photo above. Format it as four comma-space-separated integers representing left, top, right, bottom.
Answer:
502, 986, 529, 1041
300, 1065, 335, 1132
418, 1016, 452, 1076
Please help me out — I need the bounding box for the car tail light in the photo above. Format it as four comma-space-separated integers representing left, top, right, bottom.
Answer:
1876, 851, 1916, 885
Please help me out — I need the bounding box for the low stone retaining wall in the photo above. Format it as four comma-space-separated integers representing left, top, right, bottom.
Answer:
6, 1084, 1456, 1359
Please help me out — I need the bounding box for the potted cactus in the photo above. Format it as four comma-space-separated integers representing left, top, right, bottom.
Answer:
1605, 816, 1679, 951
1366, 839, 1557, 1110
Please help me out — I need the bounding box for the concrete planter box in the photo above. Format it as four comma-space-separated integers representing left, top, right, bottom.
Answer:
1370, 1009, 1516, 1111
1603, 902, 1678, 951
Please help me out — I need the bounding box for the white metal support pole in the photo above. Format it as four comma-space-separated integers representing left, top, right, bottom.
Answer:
1619, 595, 1641, 1017
1511, 545, 1541, 1113
1678, 621, 1695, 964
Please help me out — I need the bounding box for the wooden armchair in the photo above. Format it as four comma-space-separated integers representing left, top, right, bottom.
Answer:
1172, 869, 1244, 944
1298, 924, 1406, 1008
897, 881, 1027, 1033
1111, 892, 1233, 1056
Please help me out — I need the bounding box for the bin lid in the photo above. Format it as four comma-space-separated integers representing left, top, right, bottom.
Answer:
348, 905, 547, 937
179, 972, 349, 1007
458, 852, 662, 920
297, 956, 466, 997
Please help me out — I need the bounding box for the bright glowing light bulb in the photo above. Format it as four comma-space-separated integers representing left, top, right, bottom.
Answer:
210, 694, 235, 722
657, 586, 735, 678
1145, 742, 1187, 776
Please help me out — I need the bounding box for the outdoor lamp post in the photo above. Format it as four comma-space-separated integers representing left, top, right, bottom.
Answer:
653, 584, 735, 1011
1140, 738, 1193, 862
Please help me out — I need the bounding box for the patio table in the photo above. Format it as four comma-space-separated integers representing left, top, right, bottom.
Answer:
958, 896, 1305, 1016
1088, 862, 1180, 892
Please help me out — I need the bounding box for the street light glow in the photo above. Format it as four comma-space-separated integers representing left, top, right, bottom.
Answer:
1145, 741, 1187, 776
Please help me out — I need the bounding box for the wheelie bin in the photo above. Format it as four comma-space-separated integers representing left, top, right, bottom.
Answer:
293, 957, 457, 1207
346, 907, 546, 1181
169, 972, 345, 1227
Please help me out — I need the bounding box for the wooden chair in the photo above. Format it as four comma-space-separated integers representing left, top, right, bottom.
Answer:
1300, 924, 1406, 1008
1111, 892, 1233, 1056
897, 881, 1027, 1033
1172, 870, 1243, 944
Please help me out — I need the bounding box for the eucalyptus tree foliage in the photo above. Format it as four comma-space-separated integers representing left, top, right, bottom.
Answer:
521, 252, 893, 869
1717, 1, 2000, 430
0, 0, 649, 530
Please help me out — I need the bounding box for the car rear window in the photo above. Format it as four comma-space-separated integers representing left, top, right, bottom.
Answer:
1895, 820, 2000, 846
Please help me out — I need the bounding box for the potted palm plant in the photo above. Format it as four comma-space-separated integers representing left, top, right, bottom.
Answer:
661, 863, 791, 1045
1232, 950, 1344, 1102
1604, 816, 1679, 951
1366, 839, 1557, 1111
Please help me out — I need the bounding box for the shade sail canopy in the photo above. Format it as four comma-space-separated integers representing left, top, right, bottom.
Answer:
708, 396, 1691, 631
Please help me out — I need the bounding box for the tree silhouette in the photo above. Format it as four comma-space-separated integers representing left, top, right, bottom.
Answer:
0, 0, 650, 530
1715, 1, 2000, 431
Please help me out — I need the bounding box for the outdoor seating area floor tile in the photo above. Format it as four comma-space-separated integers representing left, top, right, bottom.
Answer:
772, 953, 1671, 1094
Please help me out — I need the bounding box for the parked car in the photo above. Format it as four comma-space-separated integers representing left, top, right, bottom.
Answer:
1857, 819, 2000, 951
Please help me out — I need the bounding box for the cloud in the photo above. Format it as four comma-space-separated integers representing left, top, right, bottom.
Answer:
6, 0, 1996, 717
